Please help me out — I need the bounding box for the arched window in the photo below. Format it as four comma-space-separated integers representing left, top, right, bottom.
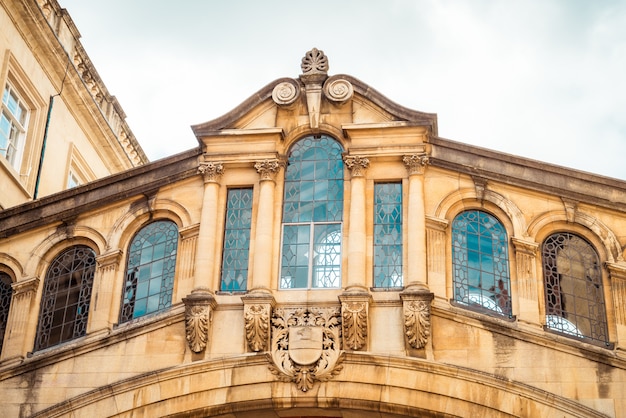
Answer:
452, 210, 511, 317
34, 246, 96, 350
0, 272, 13, 354
120, 220, 178, 323
542, 232, 609, 345
280, 135, 344, 289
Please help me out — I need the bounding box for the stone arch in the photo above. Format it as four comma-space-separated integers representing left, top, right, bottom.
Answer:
434, 188, 527, 239
528, 210, 623, 263
0, 253, 24, 281
31, 353, 607, 418
283, 125, 347, 154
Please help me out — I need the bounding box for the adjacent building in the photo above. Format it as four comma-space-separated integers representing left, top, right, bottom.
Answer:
1, 2, 626, 417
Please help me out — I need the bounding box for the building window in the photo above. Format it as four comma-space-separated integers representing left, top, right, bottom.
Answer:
373, 182, 403, 288
452, 210, 511, 316
0, 272, 13, 354
221, 188, 253, 291
120, 220, 178, 323
34, 246, 96, 350
280, 135, 344, 289
542, 232, 609, 345
0, 83, 29, 169
66, 170, 81, 189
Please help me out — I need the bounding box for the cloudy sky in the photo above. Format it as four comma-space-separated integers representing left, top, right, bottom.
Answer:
60, 0, 626, 180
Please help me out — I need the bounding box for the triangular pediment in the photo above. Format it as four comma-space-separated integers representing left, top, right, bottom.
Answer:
191, 49, 437, 149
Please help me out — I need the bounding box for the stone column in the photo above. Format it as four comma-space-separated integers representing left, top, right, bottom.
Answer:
175, 224, 200, 301
0, 277, 39, 363
194, 162, 224, 290
607, 263, 626, 351
425, 216, 449, 299
250, 159, 282, 291
343, 155, 369, 290
403, 154, 429, 285
88, 250, 122, 333
511, 238, 540, 325
400, 282, 434, 359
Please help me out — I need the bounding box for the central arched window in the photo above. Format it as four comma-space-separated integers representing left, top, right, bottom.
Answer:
34, 246, 96, 350
452, 210, 511, 317
542, 232, 609, 345
280, 135, 344, 289
120, 220, 178, 322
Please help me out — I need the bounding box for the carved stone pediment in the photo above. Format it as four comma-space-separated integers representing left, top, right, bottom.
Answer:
269, 307, 343, 392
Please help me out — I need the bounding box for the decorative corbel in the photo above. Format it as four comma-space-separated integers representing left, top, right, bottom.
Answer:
339, 287, 372, 351
241, 289, 275, 352
561, 197, 578, 223
182, 288, 217, 353
472, 176, 488, 203
400, 282, 434, 356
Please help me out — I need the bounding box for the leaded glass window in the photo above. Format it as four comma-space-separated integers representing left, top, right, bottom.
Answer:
1, 83, 28, 169
221, 188, 253, 291
280, 135, 344, 289
452, 210, 511, 316
542, 232, 609, 345
34, 246, 96, 350
374, 182, 403, 288
120, 220, 178, 323
0, 272, 13, 354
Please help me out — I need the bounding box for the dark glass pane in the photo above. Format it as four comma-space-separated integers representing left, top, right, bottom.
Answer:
0, 273, 13, 354
452, 210, 511, 316
542, 233, 609, 344
34, 246, 96, 350
373, 183, 403, 288
221, 188, 253, 291
120, 221, 178, 323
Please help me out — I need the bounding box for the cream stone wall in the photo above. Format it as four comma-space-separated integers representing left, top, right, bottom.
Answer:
0, 48, 625, 418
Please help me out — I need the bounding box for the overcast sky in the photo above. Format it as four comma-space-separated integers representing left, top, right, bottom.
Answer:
60, 0, 626, 180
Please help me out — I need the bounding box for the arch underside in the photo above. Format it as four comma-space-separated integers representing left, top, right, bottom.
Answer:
32, 353, 606, 418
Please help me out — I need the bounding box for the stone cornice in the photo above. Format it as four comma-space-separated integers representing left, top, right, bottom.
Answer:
0, 149, 200, 238
430, 136, 626, 212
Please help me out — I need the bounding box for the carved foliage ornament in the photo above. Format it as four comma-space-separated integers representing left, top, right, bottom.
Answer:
342, 301, 368, 350
404, 299, 431, 349
269, 307, 343, 392
182, 288, 216, 353
403, 154, 429, 176
244, 303, 270, 352
255, 159, 282, 181
301, 48, 329, 75
343, 155, 370, 177
198, 162, 224, 183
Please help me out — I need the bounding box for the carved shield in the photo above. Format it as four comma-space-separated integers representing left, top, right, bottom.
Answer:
288, 326, 323, 365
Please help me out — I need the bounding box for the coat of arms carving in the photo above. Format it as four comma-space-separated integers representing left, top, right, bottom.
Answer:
268, 307, 343, 392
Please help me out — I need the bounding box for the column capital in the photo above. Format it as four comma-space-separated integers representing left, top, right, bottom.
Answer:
254, 159, 283, 182
403, 153, 430, 176
11, 276, 39, 296
198, 161, 224, 183
511, 237, 539, 255
343, 155, 369, 177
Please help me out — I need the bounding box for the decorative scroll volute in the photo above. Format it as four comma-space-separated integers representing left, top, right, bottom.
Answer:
403, 153, 429, 176
343, 155, 370, 177
182, 288, 217, 353
339, 290, 372, 351
268, 307, 343, 392
241, 291, 275, 352
400, 283, 434, 353
198, 161, 224, 183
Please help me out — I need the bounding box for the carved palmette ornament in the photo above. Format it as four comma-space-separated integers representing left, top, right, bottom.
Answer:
244, 303, 270, 352
182, 288, 217, 353
341, 301, 368, 350
268, 307, 343, 392
403, 299, 431, 349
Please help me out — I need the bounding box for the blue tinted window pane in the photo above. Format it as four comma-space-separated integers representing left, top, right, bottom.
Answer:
373, 183, 403, 288
221, 188, 253, 291
281, 136, 344, 289
120, 221, 178, 322
452, 210, 511, 316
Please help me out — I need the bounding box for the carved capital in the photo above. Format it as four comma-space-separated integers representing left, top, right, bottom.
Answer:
400, 282, 434, 351
343, 155, 369, 177
403, 153, 429, 176
11, 276, 40, 298
182, 288, 217, 353
241, 291, 275, 352
96, 250, 123, 274
254, 159, 282, 182
339, 290, 371, 351
198, 161, 224, 183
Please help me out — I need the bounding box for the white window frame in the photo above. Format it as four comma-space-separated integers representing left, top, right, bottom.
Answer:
1, 82, 29, 170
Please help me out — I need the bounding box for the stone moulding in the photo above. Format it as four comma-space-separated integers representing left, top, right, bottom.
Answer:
268, 306, 343, 392
182, 288, 217, 353
400, 283, 434, 351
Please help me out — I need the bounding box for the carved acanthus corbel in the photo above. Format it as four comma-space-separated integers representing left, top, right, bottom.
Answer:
241, 290, 275, 352
339, 289, 372, 351
182, 288, 217, 353
400, 282, 434, 353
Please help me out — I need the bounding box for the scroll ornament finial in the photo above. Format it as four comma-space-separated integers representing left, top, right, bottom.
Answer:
343, 155, 370, 177
301, 48, 329, 76
268, 307, 344, 392
255, 159, 283, 181
403, 153, 430, 176
198, 161, 224, 183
